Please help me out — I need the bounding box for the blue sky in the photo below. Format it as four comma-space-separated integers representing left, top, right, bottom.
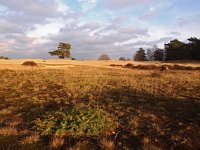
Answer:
0, 0, 200, 59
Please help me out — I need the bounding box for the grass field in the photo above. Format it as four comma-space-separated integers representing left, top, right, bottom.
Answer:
0, 60, 200, 150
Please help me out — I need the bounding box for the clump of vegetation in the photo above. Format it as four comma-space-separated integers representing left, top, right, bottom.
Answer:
160, 65, 169, 71
98, 54, 111, 60
0, 56, 9, 59
124, 63, 135, 68
49, 42, 71, 59
135, 64, 158, 70
22, 61, 38, 66
113, 63, 200, 71
133, 48, 147, 61
119, 57, 126, 61
110, 64, 122, 67
34, 106, 118, 137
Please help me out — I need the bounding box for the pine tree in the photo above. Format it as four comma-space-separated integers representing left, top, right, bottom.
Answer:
133, 48, 147, 61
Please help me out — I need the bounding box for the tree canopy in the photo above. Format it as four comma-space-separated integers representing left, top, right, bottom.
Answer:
133, 48, 147, 61
49, 42, 71, 59
136, 37, 200, 61
164, 38, 200, 60
98, 54, 111, 60
119, 57, 126, 61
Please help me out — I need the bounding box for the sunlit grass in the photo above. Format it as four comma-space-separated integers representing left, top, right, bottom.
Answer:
0, 65, 199, 149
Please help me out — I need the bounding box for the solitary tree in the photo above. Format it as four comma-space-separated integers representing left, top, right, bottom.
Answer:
133, 48, 147, 61
98, 54, 111, 60
49, 42, 71, 59
119, 57, 126, 61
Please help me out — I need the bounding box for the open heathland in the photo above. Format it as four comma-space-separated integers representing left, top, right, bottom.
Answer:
0, 60, 200, 150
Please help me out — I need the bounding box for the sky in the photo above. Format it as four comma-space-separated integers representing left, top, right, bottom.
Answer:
0, 0, 200, 60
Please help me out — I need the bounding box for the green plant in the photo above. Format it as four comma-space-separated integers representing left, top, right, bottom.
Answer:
33, 106, 118, 137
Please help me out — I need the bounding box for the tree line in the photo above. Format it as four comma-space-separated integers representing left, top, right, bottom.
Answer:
0, 56, 9, 59
133, 37, 200, 61
48, 37, 200, 61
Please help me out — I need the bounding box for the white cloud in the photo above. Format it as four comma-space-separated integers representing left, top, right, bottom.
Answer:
0, 0, 66, 17
27, 18, 66, 41
0, 0, 199, 59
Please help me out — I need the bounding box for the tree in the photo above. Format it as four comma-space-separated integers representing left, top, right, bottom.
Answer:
187, 37, 200, 60
133, 48, 147, 61
154, 48, 164, 61
146, 48, 155, 61
49, 42, 71, 59
98, 54, 111, 60
164, 39, 185, 60
119, 57, 126, 61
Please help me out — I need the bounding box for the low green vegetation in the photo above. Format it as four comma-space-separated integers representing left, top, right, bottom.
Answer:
34, 106, 118, 137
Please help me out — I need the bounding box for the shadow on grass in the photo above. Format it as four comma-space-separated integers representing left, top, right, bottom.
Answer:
0, 74, 199, 150
99, 85, 200, 150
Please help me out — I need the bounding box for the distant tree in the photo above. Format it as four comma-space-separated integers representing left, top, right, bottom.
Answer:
187, 37, 200, 60
146, 48, 155, 61
71, 57, 76, 60
126, 58, 131, 61
98, 54, 111, 60
133, 48, 147, 61
119, 57, 126, 61
164, 39, 185, 60
0, 56, 9, 59
49, 42, 71, 59
153, 46, 164, 61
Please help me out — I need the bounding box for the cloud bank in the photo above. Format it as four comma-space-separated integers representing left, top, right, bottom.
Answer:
0, 0, 200, 59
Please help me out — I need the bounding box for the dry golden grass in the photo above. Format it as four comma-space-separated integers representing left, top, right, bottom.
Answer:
100, 139, 114, 150
0, 59, 199, 149
50, 136, 65, 149
0, 127, 18, 136
21, 134, 40, 145
0, 59, 200, 70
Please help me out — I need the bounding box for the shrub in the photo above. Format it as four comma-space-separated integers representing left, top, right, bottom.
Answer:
136, 65, 158, 70
33, 106, 118, 137
195, 67, 200, 70
185, 66, 195, 70
22, 61, 38, 67
124, 63, 135, 68
110, 64, 123, 67
160, 65, 169, 71
110, 64, 117, 67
